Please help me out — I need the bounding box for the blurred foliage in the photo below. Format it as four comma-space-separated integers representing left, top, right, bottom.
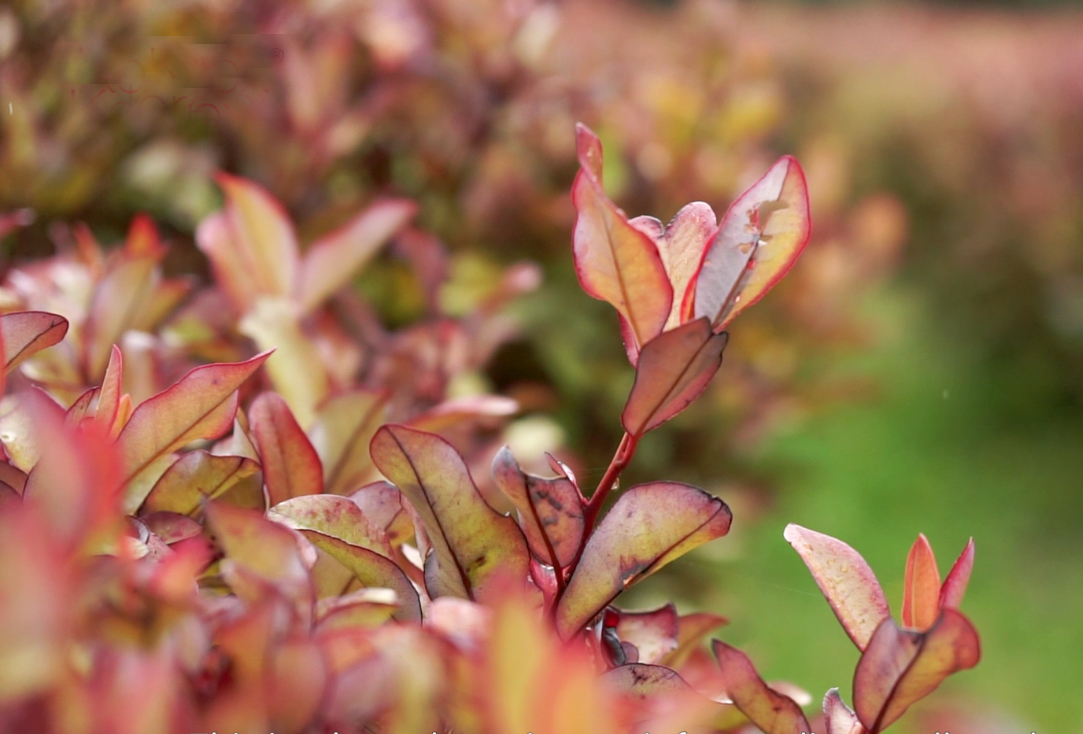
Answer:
2, 0, 1081, 730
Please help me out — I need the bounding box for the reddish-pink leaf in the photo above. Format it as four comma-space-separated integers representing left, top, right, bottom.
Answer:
92, 345, 124, 436
621, 318, 728, 436
556, 482, 731, 638
572, 124, 672, 363
630, 202, 718, 328
142, 451, 260, 516
0, 461, 28, 496
853, 610, 981, 732
309, 389, 388, 496
711, 641, 812, 734
65, 387, 98, 426
902, 533, 941, 631
196, 173, 299, 313
824, 688, 865, 734
939, 538, 975, 611
297, 198, 417, 313
370, 424, 529, 602
784, 524, 890, 651
491, 446, 584, 568
250, 392, 324, 505
694, 156, 811, 329
614, 604, 679, 665
348, 481, 412, 547
116, 352, 271, 511
0, 311, 69, 374
124, 213, 164, 258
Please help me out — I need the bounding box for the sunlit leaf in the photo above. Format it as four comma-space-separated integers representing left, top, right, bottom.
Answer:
784, 524, 890, 651
824, 688, 865, 734
142, 451, 259, 516
298, 198, 417, 313
116, 352, 271, 512
939, 538, 975, 611
621, 318, 728, 436
572, 124, 672, 363
310, 389, 388, 496
853, 610, 981, 732
270, 494, 390, 556
711, 640, 812, 734
0, 311, 69, 374
613, 604, 679, 665
250, 392, 324, 505
370, 424, 529, 602
556, 482, 731, 638
92, 345, 124, 437
902, 533, 941, 630
694, 156, 811, 329
491, 446, 584, 568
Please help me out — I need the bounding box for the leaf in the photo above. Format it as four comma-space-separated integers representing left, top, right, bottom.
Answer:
555, 482, 731, 638
310, 389, 388, 496
370, 424, 529, 602
116, 352, 271, 512
823, 688, 865, 734
784, 524, 890, 651
197, 173, 299, 313
694, 156, 811, 329
124, 213, 164, 257
853, 610, 981, 732
92, 345, 124, 437
298, 531, 422, 623
661, 612, 729, 669
939, 538, 975, 611
613, 604, 679, 665
270, 495, 389, 556
572, 124, 672, 363
142, 451, 259, 516
902, 533, 941, 631
83, 255, 157, 380
490, 446, 584, 568
630, 201, 718, 328
601, 663, 695, 698
203, 502, 310, 603
298, 198, 417, 313
348, 481, 412, 546
250, 392, 324, 505
711, 641, 812, 734
621, 318, 728, 436
0, 311, 69, 374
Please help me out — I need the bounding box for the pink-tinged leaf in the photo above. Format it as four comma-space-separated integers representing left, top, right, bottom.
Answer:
572, 124, 672, 362
0, 311, 69, 374
317, 588, 400, 630
630, 202, 718, 328
491, 446, 585, 568
694, 156, 811, 329
270, 495, 390, 556
784, 524, 890, 651
556, 482, 731, 638
141, 511, 203, 545
853, 610, 981, 732
902, 534, 941, 631
370, 424, 529, 602
614, 604, 679, 665
268, 638, 330, 734
197, 173, 300, 313
824, 688, 865, 734
310, 389, 388, 496
939, 538, 975, 611
203, 502, 310, 603
621, 318, 728, 436
661, 612, 729, 669
142, 451, 260, 516
250, 392, 324, 505
348, 481, 412, 546
92, 345, 124, 436
299, 530, 422, 623
124, 213, 164, 257
298, 198, 417, 313
407, 395, 518, 435
83, 254, 158, 380
0, 461, 28, 496
116, 352, 271, 511
65, 387, 98, 426
712, 641, 812, 734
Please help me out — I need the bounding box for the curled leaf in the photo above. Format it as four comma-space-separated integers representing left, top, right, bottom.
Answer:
824, 688, 865, 734
853, 610, 981, 732
621, 318, 728, 436
556, 482, 731, 638
784, 523, 890, 651
711, 640, 811, 734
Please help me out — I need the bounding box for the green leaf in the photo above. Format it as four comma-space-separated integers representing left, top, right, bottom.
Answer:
142, 451, 259, 516
370, 424, 529, 602
309, 389, 388, 496
555, 482, 731, 638
853, 610, 980, 732
250, 392, 324, 505
711, 640, 812, 734
621, 318, 728, 436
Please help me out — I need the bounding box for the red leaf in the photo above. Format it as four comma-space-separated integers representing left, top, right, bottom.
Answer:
712, 641, 812, 734
621, 318, 728, 436
853, 610, 981, 732
939, 538, 975, 611
784, 524, 890, 651
572, 124, 672, 363
902, 533, 941, 630
250, 392, 324, 505
694, 156, 811, 329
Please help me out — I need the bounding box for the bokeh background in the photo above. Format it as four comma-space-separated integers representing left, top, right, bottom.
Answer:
2, 0, 1081, 731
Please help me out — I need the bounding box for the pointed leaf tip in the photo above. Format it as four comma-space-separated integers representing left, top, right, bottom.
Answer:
902, 533, 941, 630
939, 537, 975, 611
